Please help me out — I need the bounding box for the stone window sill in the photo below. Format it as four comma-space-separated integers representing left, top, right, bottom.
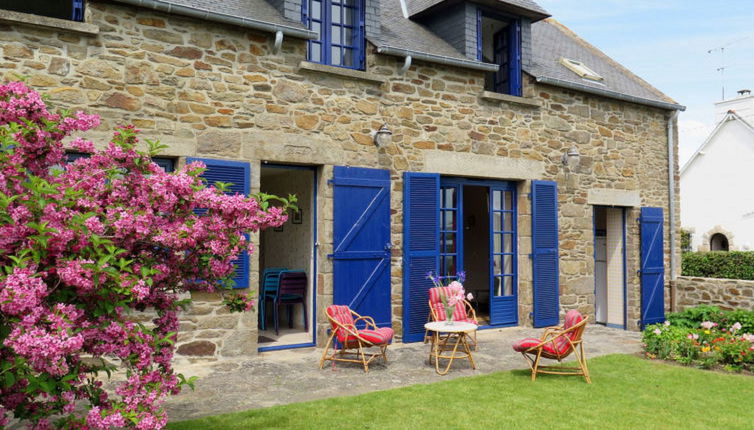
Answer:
0, 9, 99, 35
480, 91, 541, 108
298, 61, 387, 85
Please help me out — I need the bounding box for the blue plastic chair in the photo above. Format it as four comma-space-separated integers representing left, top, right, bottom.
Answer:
259, 267, 287, 331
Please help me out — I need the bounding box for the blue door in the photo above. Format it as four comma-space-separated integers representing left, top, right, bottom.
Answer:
640, 207, 665, 327
489, 186, 518, 326
331, 166, 391, 328
531, 180, 559, 327
186, 157, 250, 289
402, 172, 440, 342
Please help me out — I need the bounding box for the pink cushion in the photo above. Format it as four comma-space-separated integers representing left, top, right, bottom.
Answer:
512, 310, 585, 356
512, 337, 563, 355
429, 287, 476, 323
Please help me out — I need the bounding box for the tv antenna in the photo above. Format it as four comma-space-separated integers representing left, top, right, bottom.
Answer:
707, 36, 748, 100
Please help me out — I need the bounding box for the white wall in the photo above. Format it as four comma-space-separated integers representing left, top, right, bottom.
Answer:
680, 118, 754, 251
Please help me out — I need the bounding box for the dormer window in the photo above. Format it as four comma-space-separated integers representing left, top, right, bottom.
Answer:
0, 0, 84, 22
477, 9, 522, 96
305, 0, 365, 70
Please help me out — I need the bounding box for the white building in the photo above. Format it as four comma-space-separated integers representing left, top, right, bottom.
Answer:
681, 90, 754, 251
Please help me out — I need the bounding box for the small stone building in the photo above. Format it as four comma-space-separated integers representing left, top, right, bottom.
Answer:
0, 0, 684, 358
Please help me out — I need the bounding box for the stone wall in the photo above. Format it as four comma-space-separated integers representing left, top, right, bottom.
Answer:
675, 276, 754, 311
0, 0, 679, 355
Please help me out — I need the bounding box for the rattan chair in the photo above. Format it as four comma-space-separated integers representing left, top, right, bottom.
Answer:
424, 286, 478, 348
512, 310, 591, 383
319, 305, 394, 372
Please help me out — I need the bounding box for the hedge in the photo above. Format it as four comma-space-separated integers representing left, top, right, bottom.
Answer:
681, 251, 754, 280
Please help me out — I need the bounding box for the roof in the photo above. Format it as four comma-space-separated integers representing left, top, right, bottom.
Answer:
373, 0, 480, 63
681, 111, 754, 175
528, 19, 682, 110
407, 0, 549, 21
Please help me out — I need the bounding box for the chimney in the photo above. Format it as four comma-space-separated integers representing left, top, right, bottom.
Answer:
714, 89, 754, 124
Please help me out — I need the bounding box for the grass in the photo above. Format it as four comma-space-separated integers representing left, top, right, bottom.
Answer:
168, 354, 754, 430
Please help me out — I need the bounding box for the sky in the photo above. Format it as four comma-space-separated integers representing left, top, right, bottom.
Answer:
535, 0, 754, 166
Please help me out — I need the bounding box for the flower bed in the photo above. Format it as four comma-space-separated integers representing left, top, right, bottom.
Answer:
642, 306, 754, 372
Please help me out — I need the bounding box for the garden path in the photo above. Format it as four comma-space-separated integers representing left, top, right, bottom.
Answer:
167, 325, 641, 421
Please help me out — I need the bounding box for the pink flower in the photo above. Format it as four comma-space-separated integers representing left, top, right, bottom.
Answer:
653, 328, 662, 335
687, 333, 699, 340
466, 292, 474, 301
700, 321, 717, 330
663, 320, 670, 326
730, 322, 742, 333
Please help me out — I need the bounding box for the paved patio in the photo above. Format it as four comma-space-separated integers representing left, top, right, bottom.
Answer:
167, 325, 642, 422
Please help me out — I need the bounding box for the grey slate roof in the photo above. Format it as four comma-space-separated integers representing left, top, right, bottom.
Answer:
528, 19, 680, 108
373, 0, 476, 62
113, 0, 308, 31
407, 0, 549, 21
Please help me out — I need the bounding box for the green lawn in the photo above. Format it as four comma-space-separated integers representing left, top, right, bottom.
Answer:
168, 354, 754, 430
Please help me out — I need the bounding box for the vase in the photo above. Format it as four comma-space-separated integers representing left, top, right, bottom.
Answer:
444, 305, 455, 325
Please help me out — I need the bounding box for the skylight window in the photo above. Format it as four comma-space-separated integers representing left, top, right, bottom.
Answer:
560, 57, 603, 82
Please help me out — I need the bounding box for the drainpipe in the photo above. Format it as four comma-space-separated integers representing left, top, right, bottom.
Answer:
116, 0, 317, 40
668, 110, 679, 312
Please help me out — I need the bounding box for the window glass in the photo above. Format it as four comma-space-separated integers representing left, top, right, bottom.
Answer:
306, 0, 362, 70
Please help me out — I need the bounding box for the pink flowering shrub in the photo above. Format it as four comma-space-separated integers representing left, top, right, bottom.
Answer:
0, 82, 292, 428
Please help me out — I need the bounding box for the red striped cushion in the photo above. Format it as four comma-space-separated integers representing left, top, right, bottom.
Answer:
327, 305, 356, 343
343, 327, 394, 347
511, 337, 562, 355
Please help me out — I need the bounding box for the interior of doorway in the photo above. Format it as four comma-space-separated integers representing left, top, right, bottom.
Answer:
258, 165, 316, 348
463, 185, 491, 325
593, 206, 626, 328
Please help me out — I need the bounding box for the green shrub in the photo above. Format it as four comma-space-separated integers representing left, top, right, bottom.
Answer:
642, 305, 754, 372
682, 251, 754, 279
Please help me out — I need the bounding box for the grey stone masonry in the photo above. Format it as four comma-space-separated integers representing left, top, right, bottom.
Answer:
675, 276, 754, 311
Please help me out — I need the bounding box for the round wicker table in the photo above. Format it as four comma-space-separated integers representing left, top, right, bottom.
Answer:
424, 321, 477, 375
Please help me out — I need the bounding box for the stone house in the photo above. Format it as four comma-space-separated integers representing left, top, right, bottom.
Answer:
681, 90, 754, 252
1, 0, 684, 359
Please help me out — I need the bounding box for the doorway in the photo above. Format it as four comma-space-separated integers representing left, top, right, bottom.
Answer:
440, 178, 517, 327
258, 165, 317, 350
593, 206, 626, 328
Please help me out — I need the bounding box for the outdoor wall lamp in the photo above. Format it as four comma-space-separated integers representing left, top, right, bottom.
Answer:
373, 123, 393, 147
561, 146, 581, 170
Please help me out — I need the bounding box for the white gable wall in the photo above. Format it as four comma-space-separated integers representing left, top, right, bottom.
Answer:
681, 118, 754, 251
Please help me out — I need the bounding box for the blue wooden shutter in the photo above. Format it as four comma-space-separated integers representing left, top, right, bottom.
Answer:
531, 180, 559, 327
402, 172, 439, 342
186, 158, 250, 289
508, 19, 522, 97
331, 166, 391, 328
640, 207, 665, 327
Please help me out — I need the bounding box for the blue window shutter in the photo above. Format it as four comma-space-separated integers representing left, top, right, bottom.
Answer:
402, 172, 439, 342
640, 207, 665, 327
508, 19, 522, 97
476, 8, 483, 61
186, 158, 250, 289
72, 0, 84, 22
331, 166, 391, 328
531, 180, 558, 327
152, 157, 175, 173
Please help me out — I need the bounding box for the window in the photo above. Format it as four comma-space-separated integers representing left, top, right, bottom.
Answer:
65, 152, 175, 173
0, 0, 84, 22
305, 0, 364, 70
477, 9, 522, 96
560, 57, 603, 82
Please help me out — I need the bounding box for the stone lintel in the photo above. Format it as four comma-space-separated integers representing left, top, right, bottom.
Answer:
480, 91, 541, 108
297, 61, 387, 85
587, 188, 640, 207
423, 151, 544, 180
0, 9, 99, 35
242, 131, 349, 165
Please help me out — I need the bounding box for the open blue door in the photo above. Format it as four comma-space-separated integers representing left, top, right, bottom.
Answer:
331, 166, 391, 328
186, 157, 250, 289
489, 186, 518, 326
531, 180, 559, 327
640, 207, 665, 328
402, 172, 439, 342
